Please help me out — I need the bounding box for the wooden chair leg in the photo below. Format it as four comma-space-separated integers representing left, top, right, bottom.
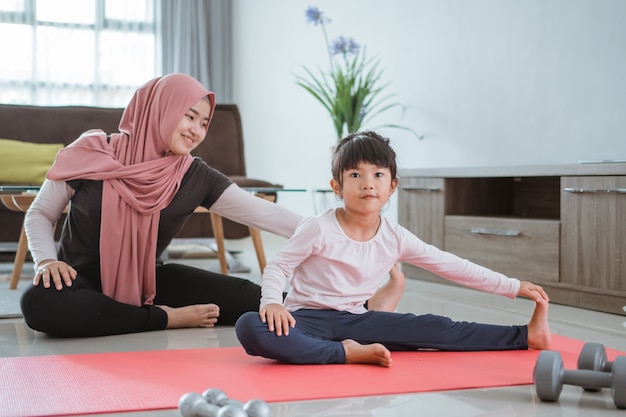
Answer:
10, 223, 28, 290
210, 212, 229, 275
249, 227, 267, 273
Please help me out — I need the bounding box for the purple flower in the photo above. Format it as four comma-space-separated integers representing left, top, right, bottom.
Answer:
330, 36, 360, 56
297, 6, 420, 140
305, 6, 329, 26
359, 105, 367, 119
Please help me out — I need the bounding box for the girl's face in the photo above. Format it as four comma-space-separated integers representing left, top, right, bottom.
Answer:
169, 98, 212, 156
330, 161, 398, 215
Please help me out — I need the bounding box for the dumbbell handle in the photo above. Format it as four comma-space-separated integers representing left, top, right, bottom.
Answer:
562, 369, 612, 390
598, 360, 614, 372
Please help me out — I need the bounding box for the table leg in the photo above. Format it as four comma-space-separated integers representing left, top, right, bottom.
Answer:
249, 227, 267, 273
209, 212, 229, 275
10, 222, 29, 290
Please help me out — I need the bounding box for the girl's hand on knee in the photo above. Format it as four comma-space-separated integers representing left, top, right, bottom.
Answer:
260, 304, 296, 336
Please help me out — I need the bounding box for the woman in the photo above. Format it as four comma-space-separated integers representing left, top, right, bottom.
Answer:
21, 74, 402, 338
20, 74, 301, 337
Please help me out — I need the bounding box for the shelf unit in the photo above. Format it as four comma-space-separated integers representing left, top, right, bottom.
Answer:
398, 163, 626, 316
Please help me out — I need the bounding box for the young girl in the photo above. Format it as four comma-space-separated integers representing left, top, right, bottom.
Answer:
235, 131, 551, 367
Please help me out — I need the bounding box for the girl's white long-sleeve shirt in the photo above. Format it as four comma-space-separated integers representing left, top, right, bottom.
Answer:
261, 208, 521, 313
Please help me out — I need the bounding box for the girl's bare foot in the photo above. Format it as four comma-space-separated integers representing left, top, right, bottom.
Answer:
158, 304, 220, 329
527, 300, 551, 349
342, 339, 392, 367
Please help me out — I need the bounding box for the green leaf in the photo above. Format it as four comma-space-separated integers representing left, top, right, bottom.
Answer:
295, 32, 423, 140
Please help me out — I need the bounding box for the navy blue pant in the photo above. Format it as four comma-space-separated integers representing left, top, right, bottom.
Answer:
235, 309, 529, 364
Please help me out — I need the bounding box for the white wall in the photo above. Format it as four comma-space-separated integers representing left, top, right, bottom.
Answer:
232, 0, 626, 219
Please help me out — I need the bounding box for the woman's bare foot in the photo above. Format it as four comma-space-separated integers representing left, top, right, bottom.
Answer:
157, 304, 220, 329
342, 339, 392, 367
367, 263, 406, 312
527, 300, 551, 349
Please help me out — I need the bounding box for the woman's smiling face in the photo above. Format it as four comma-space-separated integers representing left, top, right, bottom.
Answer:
168, 98, 212, 156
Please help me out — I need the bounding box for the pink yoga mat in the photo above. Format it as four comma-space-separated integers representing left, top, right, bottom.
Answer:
1, 335, 623, 417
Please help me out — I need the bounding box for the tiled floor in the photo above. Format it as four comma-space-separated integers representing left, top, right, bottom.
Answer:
1, 232, 626, 416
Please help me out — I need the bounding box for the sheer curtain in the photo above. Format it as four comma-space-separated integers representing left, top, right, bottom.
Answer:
0, 0, 230, 106
0, 0, 160, 107
160, 0, 232, 103
0, 0, 158, 107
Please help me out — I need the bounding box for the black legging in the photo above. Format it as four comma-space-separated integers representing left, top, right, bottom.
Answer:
20, 263, 261, 338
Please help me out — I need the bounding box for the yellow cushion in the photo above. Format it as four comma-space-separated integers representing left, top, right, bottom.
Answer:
0, 138, 64, 185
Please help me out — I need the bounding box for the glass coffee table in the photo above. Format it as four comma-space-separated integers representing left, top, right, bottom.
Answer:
195, 187, 306, 274
0, 187, 46, 289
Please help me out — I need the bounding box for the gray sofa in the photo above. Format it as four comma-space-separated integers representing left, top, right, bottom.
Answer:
0, 103, 280, 243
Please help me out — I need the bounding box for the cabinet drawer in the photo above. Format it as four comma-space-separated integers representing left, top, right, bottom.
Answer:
444, 216, 560, 282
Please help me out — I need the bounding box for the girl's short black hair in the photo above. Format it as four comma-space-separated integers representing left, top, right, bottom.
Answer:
331, 131, 397, 186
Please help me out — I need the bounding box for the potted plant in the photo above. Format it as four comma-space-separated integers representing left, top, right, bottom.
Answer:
296, 6, 423, 141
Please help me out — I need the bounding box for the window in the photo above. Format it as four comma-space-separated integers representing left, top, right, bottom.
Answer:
0, 0, 159, 107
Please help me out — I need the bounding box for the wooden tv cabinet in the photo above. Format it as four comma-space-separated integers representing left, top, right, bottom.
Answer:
398, 163, 626, 316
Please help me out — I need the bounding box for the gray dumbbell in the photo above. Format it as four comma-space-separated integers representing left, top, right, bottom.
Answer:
578, 342, 614, 372
577, 343, 615, 392
178, 392, 220, 417
534, 350, 626, 409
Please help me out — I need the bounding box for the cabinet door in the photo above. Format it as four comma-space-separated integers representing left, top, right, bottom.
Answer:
445, 216, 560, 283
398, 177, 445, 247
561, 176, 626, 291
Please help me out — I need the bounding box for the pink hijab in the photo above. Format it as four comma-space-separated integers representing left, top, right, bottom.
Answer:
47, 73, 215, 306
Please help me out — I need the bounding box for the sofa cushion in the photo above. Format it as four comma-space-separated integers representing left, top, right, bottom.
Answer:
0, 138, 64, 185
